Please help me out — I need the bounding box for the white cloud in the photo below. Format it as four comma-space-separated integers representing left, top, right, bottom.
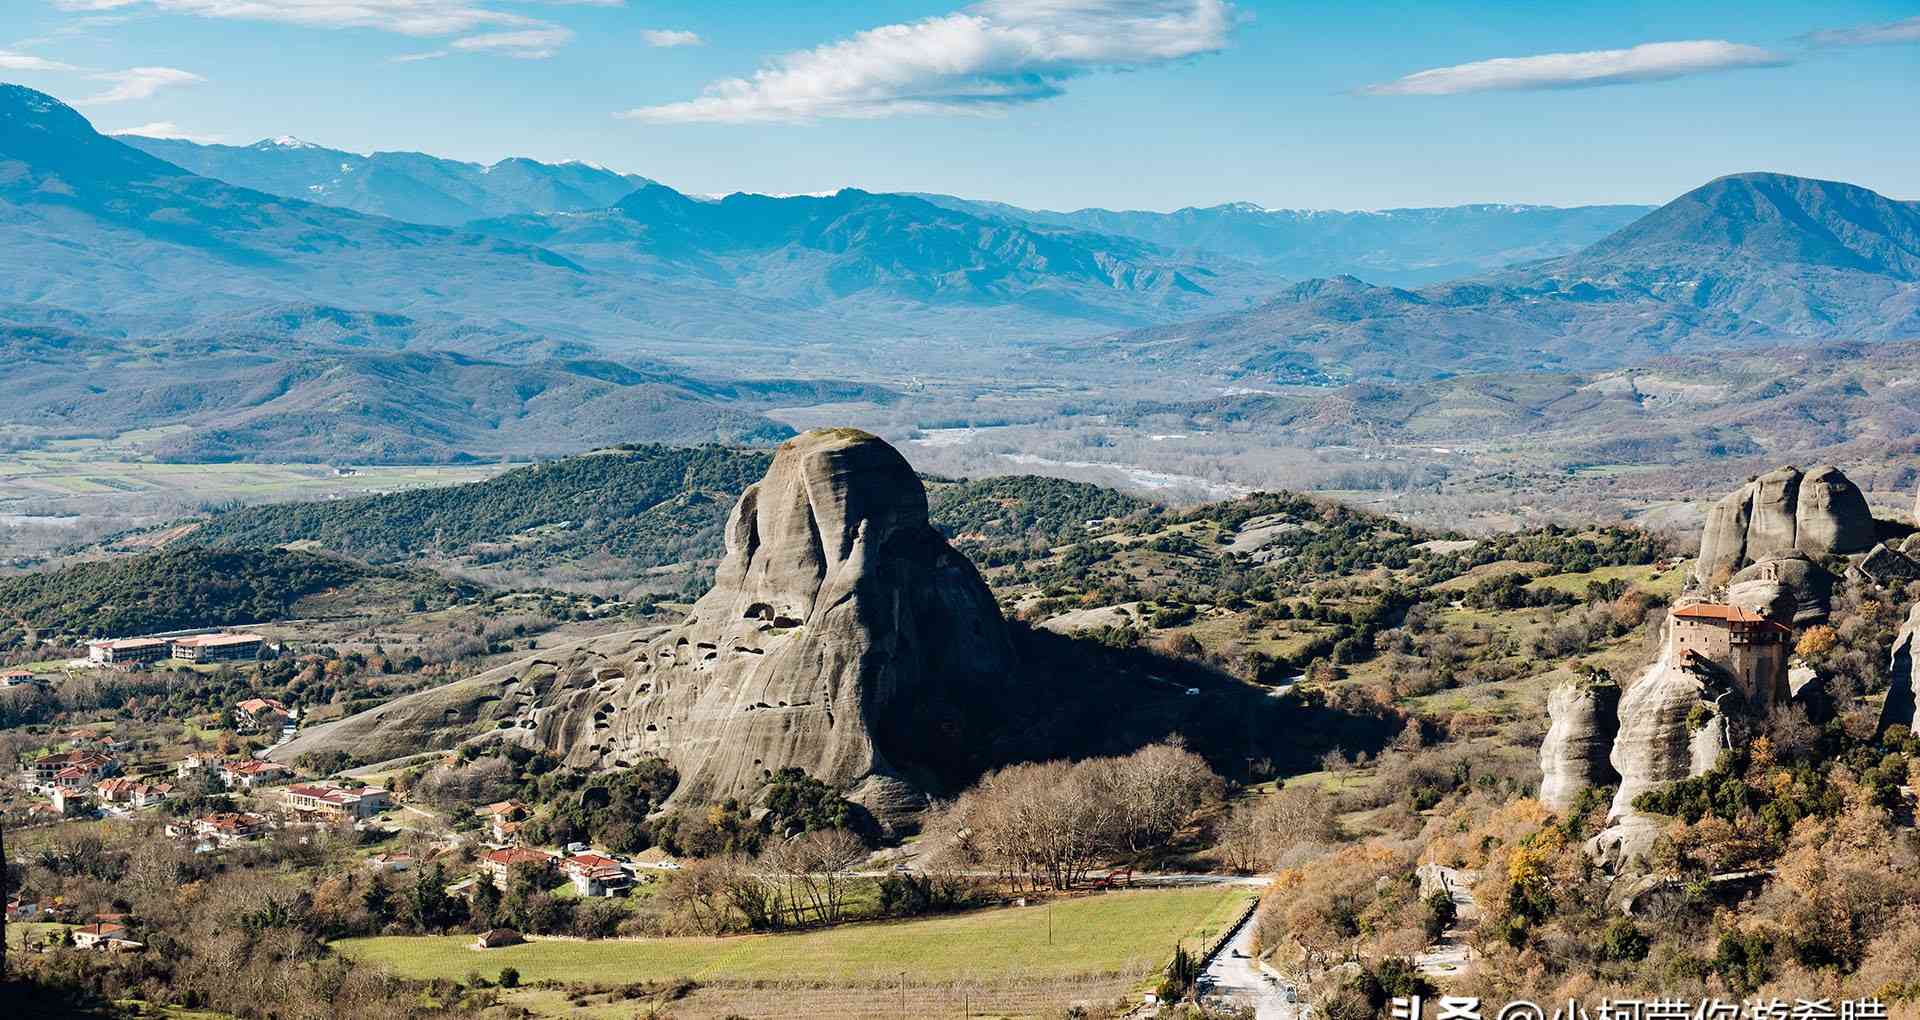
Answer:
111, 120, 224, 143
81, 66, 206, 104
450, 26, 572, 58
389, 49, 449, 63
0, 49, 82, 71
49, 1, 593, 55
618, 0, 1234, 124
641, 28, 702, 48
1803, 15, 1920, 47
1358, 40, 1788, 96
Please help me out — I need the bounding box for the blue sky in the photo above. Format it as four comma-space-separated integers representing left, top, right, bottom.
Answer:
2, 1, 1915, 211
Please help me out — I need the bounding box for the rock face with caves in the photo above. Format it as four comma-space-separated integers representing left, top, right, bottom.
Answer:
1693, 465, 1875, 587
1538, 676, 1620, 812
274, 428, 1015, 823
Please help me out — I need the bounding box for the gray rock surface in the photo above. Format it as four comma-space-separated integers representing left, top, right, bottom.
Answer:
1794, 465, 1876, 556
275, 429, 1015, 822
1747, 467, 1803, 562
1851, 543, 1920, 586
1692, 466, 1877, 587
1694, 483, 1755, 587
1590, 618, 1724, 865
1878, 604, 1920, 736
1539, 677, 1620, 811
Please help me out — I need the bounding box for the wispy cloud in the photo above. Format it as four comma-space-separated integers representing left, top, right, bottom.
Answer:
111, 119, 223, 143
641, 28, 702, 48
619, 0, 1234, 124
0, 48, 82, 72
50, 0, 591, 56
450, 27, 572, 58
1358, 40, 1787, 96
389, 50, 450, 63
1802, 15, 1920, 48
81, 66, 205, 104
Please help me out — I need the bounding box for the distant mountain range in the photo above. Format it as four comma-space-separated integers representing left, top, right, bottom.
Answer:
0, 84, 1266, 354
1084, 173, 1920, 383
121, 133, 653, 227
6, 81, 1920, 468
913, 195, 1653, 286
110, 127, 1659, 289
0, 303, 900, 462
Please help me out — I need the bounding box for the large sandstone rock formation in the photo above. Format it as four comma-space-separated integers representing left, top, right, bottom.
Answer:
1538, 676, 1620, 812
1878, 603, 1920, 736
1694, 465, 1875, 587
1587, 611, 1736, 865
276, 429, 1014, 821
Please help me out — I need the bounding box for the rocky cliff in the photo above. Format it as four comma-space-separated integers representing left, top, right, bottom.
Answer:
1588, 629, 1725, 863
274, 429, 1015, 821
1694, 465, 1875, 587
1538, 676, 1620, 811
1879, 603, 1920, 736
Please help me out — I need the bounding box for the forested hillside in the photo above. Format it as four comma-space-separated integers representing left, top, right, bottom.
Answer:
0, 547, 454, 641
190, 446, 774, 569
927, 475, 1153, 547
184, 444, 1167, 575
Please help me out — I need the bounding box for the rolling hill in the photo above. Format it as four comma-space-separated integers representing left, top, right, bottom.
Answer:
0, 310, 830, 462
0, 546, 477, 641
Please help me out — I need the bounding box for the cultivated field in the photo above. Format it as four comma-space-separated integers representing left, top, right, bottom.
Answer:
338, 885, 1252, 988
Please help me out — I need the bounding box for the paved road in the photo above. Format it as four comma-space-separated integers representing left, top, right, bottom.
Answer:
1201, 907, 1296, 1020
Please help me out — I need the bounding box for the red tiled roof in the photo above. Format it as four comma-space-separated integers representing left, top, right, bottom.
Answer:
1673, 602, 1768, 623
482, 847, 554, 868
176, 633, 263, 648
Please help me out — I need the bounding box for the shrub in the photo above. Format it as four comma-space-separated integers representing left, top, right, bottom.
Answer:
497, 967, 520, 989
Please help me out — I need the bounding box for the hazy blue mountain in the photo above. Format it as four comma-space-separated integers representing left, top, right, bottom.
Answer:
912, 194, 1653, 286
121, 133, 653, 226
1519, 172, 1920, 335
1088, 173, 1920, 383
0, 84, 1273, 357
467, 184, 1245, 321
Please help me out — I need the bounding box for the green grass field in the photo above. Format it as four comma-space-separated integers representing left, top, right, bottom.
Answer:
1524, 562, 1686, 599
336, 886, 1252, 986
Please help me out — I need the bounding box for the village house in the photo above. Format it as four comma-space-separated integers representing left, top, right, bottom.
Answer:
49, 786, 92, 817
1, 667, 46, 689
6, 897, 41, 922
219, 759, 292, 790
172, 633, 266, 664
364, 851, 415, 873
286, 783, 390, 821
479, 847, 555, 890
176, 752, 219, 778
560, 852, 631, 897
168, 811, 266, 848
86, 637, 171, 669
22, 748, 119, 789
233, 697, 291, 733
1671, 601, 1793, 708
474, 928, 524, 949
72, 922, 142, 951
93, 777, 173, 809
478, 800, 527, 843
